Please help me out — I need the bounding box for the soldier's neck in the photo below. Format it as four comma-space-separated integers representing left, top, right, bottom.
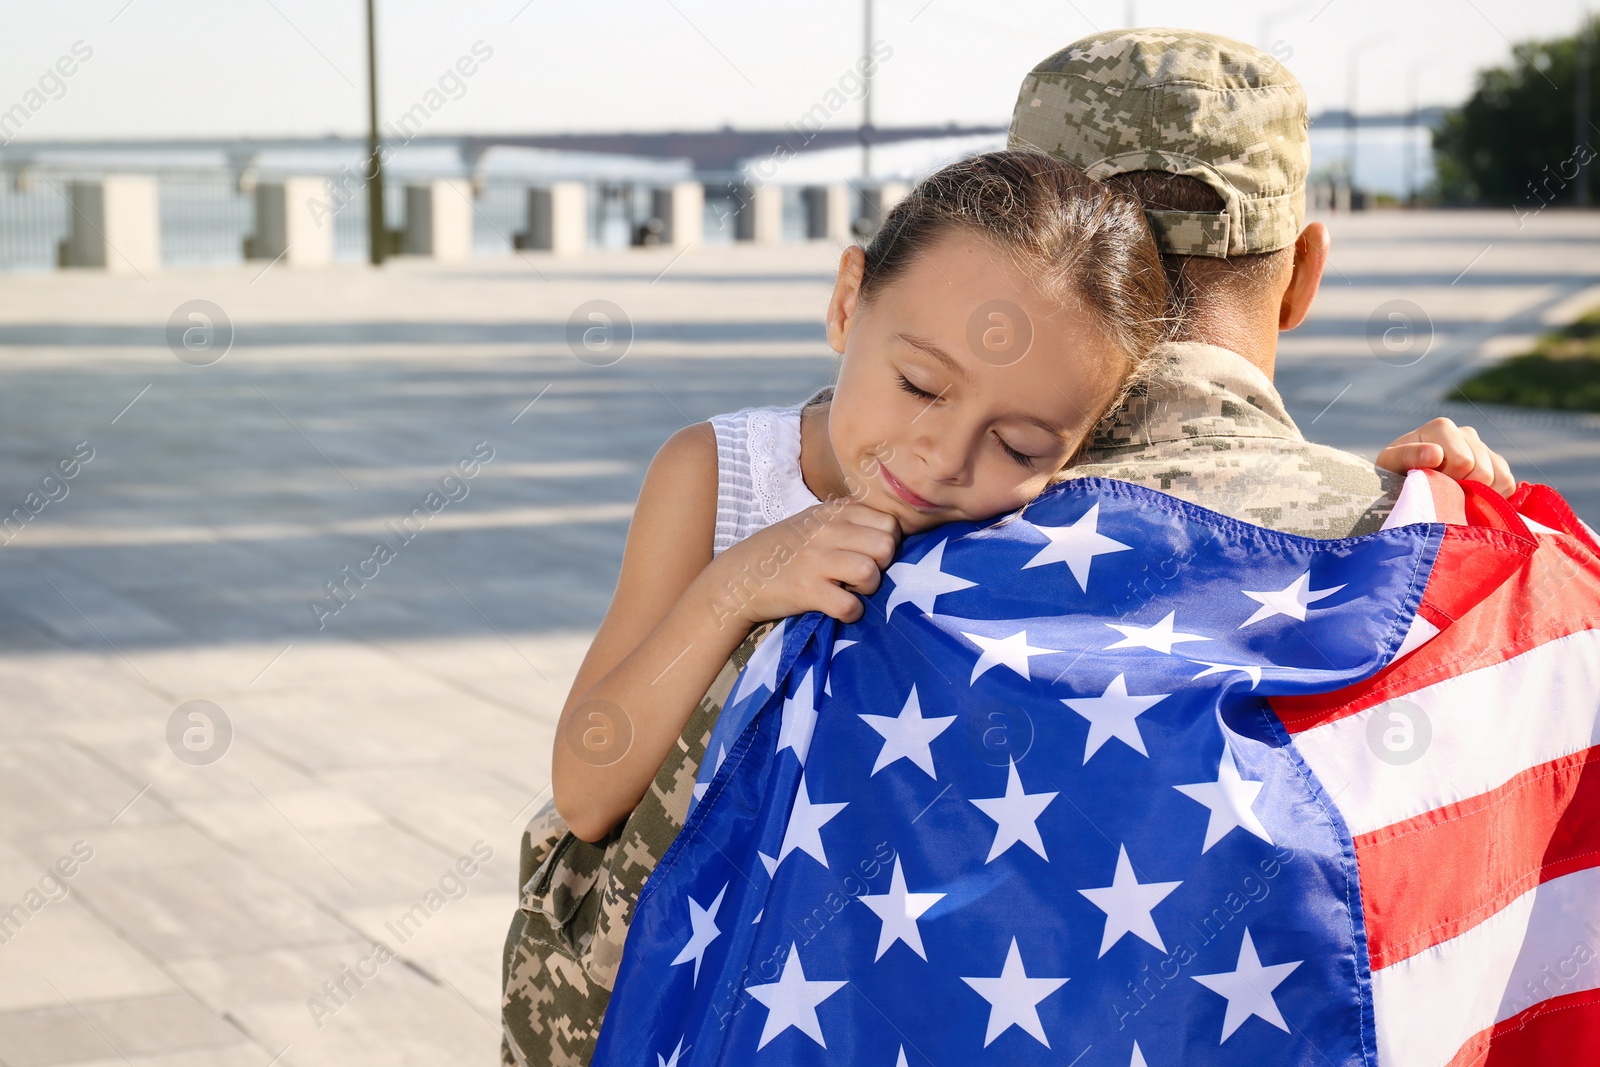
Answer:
1173, 297, 1279, 382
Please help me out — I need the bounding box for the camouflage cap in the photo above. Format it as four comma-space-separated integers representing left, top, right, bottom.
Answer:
1007, 28, 1309, 257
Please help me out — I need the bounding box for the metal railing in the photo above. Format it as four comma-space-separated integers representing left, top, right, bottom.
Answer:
0, 164, 887, 271
0, 171, 73, 271
159, 173, 252, 267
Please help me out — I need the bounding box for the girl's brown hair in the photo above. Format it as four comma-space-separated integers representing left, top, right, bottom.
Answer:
842, 150, 1172, 477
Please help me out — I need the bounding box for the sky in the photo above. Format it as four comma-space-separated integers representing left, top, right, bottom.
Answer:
0, 0, 1592, 142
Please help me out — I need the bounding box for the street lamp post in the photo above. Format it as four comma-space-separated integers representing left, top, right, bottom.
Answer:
1346, 36, 1384, 209
1405, 53, 1447, 208
860, 0, 873, 179
1577, 10, 1593, 208
1259, 2, 1313, 52
365, 0, 387, 266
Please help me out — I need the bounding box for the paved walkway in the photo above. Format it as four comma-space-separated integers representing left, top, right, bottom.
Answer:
0, 209, 1596, 1066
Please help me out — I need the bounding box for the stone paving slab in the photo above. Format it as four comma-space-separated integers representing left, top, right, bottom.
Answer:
1, 211, 1596, 1064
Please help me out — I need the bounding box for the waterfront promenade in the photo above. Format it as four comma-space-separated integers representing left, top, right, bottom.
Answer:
0, 208, 1596, 1065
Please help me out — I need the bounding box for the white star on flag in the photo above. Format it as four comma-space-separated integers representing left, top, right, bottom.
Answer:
822, 639, 857, 696
656, 1036, 685, 1067
970, 758, 1058, 862
1061, 674, 1170, 762
884, 538, 977, 616
729, 618, 787, 707
859, 855, 944, 960
960, 936, 1070, 1047
692, 743, 727, 803
1238, 572, 1347, 628
859, 685, 956, 778
1189, 660, 1264, 689
1130, 1042, 1148, 1067
775, 775, 848, 870
1021, 502, 1132, 591
776, 665, 819, 765
1105, 611, 1211, 654
669, 882, 726, 986
746, 942, 846, 1049
1174, 739, 1272, 852
959, 627, 1065, 684
1077, 845, 1182, 957
1191, 928, 1303, 1042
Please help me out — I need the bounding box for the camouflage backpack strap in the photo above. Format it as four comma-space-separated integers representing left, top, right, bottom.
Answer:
501, 619, 779, 1066
501, 806, 614, 1067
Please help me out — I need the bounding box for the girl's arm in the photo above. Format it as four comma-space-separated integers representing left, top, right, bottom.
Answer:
551, 421, 756, 842
552, 419, 901, 842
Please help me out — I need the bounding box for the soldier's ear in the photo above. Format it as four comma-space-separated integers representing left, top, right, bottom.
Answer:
1279, 222, 1329, 332
826, 246, 866, 353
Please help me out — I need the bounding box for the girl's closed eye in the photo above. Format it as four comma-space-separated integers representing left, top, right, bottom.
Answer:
895, 372, 1036, 468
894, 371, 936, 401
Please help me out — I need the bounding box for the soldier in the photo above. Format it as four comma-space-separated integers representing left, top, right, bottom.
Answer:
501, 29, 1512, 1065
1008, 28, 1511, 530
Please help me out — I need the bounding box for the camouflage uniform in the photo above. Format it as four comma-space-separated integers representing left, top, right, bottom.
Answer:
1060, 342, 1401, 537
1007, 27, 1310, 258
502, 29, 1403, 1065
501, 621, 776, 1066
1006, 29, 1403, 532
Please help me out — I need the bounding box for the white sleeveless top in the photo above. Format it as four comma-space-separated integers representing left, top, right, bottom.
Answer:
708, 389, 832, 558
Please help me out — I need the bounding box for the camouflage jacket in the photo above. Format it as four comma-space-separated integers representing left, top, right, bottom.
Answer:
501, 342, 1403, 1064
502, 621, 776, 1066
1062, 341, 1402, 537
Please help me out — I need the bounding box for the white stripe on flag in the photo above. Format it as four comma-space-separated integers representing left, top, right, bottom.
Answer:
1391, 614, 1441, 662
1293, 629, 1600, 837
1371, 865, 1600, 1067
1380, 470, 1441, 530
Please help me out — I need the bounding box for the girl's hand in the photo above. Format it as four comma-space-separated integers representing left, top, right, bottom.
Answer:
1376, 417, 1516, 497
713, 501, 903, 626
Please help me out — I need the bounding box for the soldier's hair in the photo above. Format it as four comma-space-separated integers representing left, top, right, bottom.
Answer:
856, 150, 1173, 419
1100, 170, 1295, 332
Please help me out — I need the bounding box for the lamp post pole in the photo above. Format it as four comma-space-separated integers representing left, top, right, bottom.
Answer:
1404, 54, 1445, 208
860, 0, 873, 179
1259, 2, 1312, 52
1577, 10, 1593, 208
1346, 36, 1383, 209
365, 0, 387, 265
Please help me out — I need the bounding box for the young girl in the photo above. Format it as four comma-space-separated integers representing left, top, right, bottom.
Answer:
549, 150, 1504, 844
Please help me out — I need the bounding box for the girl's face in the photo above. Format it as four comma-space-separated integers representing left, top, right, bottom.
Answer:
821, 228, 1128, 537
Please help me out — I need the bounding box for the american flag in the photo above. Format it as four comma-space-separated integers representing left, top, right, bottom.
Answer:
591, 472, 1600, 1067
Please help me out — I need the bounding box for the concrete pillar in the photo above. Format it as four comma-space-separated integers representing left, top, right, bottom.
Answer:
59, 176, 160, 274
402, 178, 474, 261
651, 182, 703, 249
734, 182, 783, 244
858, 181, 912, 237
521, 182, 588, 256
248, 178, 334, 267
802, 184, 852, 242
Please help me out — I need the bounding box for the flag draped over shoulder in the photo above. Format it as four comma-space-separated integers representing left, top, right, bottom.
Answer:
592, 473, 1600, 1067
1275, 473, 1600, 1065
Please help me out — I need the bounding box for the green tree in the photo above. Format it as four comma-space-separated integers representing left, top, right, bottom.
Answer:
1433, 16, 1599, 206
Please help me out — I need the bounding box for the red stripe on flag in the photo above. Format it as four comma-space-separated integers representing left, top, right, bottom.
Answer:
1443, 986, 1600, 1067
1428, 469, 1469, 525
1357, 745, 1600, 969
1513, 482, 1600, 555
1277, 524, 1595, 735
